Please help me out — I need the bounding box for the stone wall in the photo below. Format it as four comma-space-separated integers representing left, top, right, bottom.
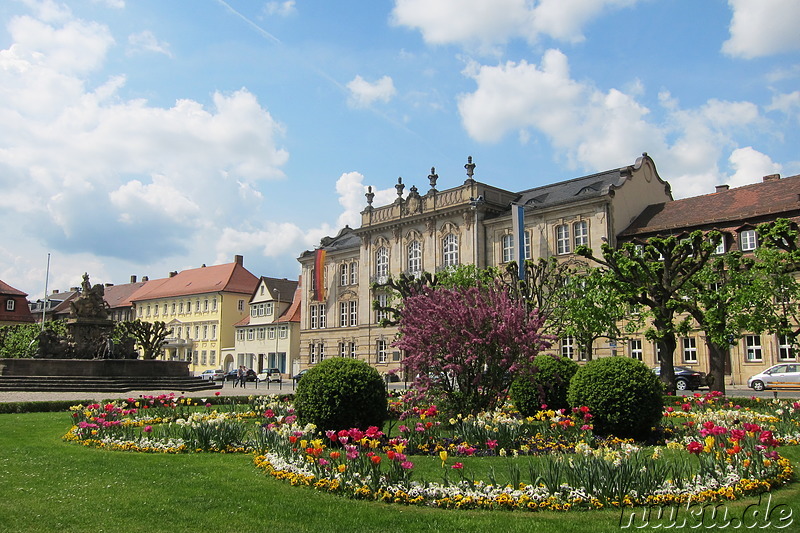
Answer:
0, 358, 189, 377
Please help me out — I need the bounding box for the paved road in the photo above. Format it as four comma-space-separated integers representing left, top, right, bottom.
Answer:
0, 381, 797, 404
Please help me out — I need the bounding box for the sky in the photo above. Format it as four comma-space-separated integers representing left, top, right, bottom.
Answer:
1, 0, 799, 300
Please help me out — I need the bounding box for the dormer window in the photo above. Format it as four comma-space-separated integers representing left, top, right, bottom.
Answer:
740, 229, 757, 251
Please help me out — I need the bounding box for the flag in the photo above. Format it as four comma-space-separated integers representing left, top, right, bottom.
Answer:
511, 203, 525, 280
314, 249, 326, 301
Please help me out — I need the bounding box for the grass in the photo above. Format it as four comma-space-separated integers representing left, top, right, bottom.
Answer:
1, 412, 800, 533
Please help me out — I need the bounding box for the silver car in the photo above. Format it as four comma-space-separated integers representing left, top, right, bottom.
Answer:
747, 363, 800, 391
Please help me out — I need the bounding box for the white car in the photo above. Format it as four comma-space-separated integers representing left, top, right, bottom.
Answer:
747, 363, 800, 391
257, 368, 282, 383
199, 369, 225, 381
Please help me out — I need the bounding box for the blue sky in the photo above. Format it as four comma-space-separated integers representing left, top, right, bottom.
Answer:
1, 0, 799, 299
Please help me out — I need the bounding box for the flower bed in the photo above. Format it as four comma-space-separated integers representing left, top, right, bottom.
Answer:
63, 391, 799, 512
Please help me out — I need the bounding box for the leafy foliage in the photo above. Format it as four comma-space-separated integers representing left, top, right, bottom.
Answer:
116, 320, 169, 360
394, 284, 550, 416
567, 357, 663, 440
0, 320, 66, 358
294, 357, 388, 431
509, 354, 578, 416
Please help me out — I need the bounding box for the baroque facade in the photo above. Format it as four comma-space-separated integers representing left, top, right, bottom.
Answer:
297, 154, 673, 378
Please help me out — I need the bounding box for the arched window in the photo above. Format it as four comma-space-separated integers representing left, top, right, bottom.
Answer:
443, 234, 459, 267
407, 240, 421, 275
556, 224, 570, 254
376, 247, 389, 278
573, 221, 588, 248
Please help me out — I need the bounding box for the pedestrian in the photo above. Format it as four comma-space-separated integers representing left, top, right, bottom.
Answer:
237, 365, 246, 389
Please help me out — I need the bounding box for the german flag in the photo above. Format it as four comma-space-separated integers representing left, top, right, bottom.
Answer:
314, 248, 326, 301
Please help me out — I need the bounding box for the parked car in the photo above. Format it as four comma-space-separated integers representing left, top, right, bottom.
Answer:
748, 363, 800, 391
292, 369, 309, 382
652, 366, 708, 391
257, 368, 282, 383
199, 369, 225, 381
225, 369, 257, 382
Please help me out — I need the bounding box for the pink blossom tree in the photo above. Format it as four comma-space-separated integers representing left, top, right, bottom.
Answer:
393, 284, 550, 415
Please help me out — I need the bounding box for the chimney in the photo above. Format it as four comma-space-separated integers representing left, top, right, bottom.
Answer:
715, 184, 729, 193
169, 271, 178, 278
52, 289, 59, 294
235, 254, 244, 265
142, 276, 149, 281
763, 174, 780, 182
105, 283, 114, 287
130, 275, 137, 283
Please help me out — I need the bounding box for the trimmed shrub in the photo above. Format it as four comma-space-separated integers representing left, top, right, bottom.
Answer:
567, 357, 663, 440
295, 357, 388, 432
509, 354, 578, 416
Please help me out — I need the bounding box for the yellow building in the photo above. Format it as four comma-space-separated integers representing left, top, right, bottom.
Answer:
129, 255, 258, 374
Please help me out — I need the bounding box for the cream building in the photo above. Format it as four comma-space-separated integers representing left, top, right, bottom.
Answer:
230, 276, 301, 377
129, 255, 259, 374
298, 154, 673, 378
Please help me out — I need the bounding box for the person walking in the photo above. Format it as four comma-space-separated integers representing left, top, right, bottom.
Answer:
236, 365, 246, 389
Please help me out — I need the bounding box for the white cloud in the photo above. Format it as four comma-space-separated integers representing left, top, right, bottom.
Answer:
263, 1, 296, 17
727, 147, 782, 188
346, 75, 397, 108
458, 49, 775, 199
722, 0, 800, 58
127, 30, 173, 58
92, 0, 125, 8
391, 0, 640, 51
768, 91, 800, 121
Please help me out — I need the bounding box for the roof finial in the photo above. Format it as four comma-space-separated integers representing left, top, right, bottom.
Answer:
428, 166, 438, 192
464, 156, 475, 184
395, 176, 405, 198
365, 185, 374, 206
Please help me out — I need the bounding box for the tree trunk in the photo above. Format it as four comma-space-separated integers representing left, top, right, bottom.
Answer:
705, 341, 727, 395
658, 332, 678, 395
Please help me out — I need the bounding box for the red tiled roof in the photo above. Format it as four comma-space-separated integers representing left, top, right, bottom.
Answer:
621, 175, 800, 236
130, 261, 259, 302
103, 282, 149, 309
277, 285, 302, 323
0, 279, 27, 297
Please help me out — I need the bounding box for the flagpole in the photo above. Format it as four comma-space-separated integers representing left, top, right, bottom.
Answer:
41, 253, 50, 332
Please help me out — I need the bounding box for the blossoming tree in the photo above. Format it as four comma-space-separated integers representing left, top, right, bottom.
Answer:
393, 284, 550, 415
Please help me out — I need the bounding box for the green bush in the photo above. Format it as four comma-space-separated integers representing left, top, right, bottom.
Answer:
294, 357, 388, 432
509, 354, 578, 416
567, 357, 663, 440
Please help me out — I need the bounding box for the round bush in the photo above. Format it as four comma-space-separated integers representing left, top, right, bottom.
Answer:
510, 354, 578, 416
567, 357, 663, 440
294, 357, 388, 432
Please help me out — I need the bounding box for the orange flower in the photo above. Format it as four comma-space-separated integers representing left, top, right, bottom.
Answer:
370, 455, 382, 465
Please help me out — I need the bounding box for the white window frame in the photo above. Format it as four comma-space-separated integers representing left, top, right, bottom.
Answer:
740, 229, 757, 251
501, 234, 514, 263
279, 325, 287, 339
523, 231, 532, 260
350, 262, 358, 285
309, 344, 317, 364
376, 247, 389, 279
377, 339, 387, 363
268, 327, 275, 340
561, 336, 574, 359
319, 304, 326, 328
5, 299, 14, 311
376, 293, 388, 323
573, 221, 588, 248
340, 301, 348, 327
629, 339, 643, 361
408, 241, 421, 275
349, 300, 357, 327
310, 305, 318, 329
778, 334, 795, 361
682, 337, 697, 363
556, 224, 570, 255
443, 234, 459, 267
349, 341, 357, 359
340, 263, 348, 286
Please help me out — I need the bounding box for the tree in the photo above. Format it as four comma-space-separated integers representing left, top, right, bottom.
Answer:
117, 320, 169, 360
393, 284, 549, 415
0, 321, 66, 358
577, 231, 718, 392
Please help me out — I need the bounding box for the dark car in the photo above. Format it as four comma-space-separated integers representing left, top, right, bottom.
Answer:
652, 366, 708, 391
225, 369, 256, 382
292, 369, 309, 382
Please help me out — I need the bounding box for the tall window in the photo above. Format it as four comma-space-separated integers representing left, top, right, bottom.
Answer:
740, 230, 757, 251
310, 305, 318, 329
376, 247, 389, 279
629, 339, 643, 361
501, 234, 514, 263
318, 343, 325, 361
573, 221, 588, 248
309, 344, 317, 364
350, 262, 358, 285
268, 327, 275, 340
340, 263, 349, 286
237, 299, 245, 311
408, 241, 421, 275
349, 342, 357, 359
375, 293, 388, 323
339, 301, 349, 327
524, 231, 531, 260
561, 336, 574, 359
210, 351, 216, 365
339, 342, 347, 358
778, 334, 794, 361
279, 325, 287, 339
745, 335, 762, 361
556, 224, 570, 254
319, 305, 326, 328
246, 328, 254, 341
443, 234, 459, 267
211, 324, 216, 339
265, 302, 274, 316
682, 337, 697, 363
377, 339, 387, 363
349, 300, 358, 327
715, 235, 726, 254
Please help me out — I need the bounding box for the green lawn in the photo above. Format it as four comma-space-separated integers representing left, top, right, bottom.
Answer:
1, 411, 799, 532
